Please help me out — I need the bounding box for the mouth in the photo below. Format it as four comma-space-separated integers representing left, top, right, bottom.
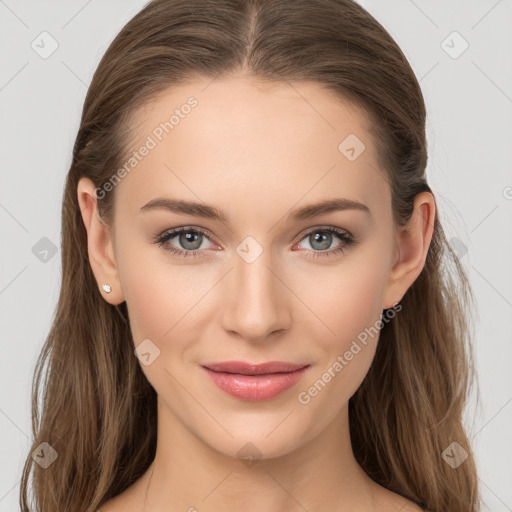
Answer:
201, 361, 310, 401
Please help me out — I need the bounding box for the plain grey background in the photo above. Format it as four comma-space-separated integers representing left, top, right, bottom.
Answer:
1, 0, 511, 510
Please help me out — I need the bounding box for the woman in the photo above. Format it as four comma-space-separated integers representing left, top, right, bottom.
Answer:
20, 0, 480, 510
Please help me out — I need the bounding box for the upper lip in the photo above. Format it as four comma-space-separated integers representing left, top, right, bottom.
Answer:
202, 361, 309, 375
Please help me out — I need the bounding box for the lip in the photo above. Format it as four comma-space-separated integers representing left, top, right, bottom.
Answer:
201, 361, 310, 401
202, 360, 308, 375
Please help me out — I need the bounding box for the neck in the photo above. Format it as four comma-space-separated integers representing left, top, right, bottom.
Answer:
133, 398, 378, 511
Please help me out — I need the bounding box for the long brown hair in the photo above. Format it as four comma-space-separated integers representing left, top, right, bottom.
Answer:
20, 0, 480, 510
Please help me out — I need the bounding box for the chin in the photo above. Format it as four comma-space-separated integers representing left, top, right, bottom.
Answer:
193, 413, 315, 463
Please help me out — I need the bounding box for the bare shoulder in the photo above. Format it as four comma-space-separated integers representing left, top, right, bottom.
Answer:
96, 495, 125, 512
96, 467, 151, 512
96, 483, 143, 512
383, 494, 425, 511
372, 483, 425, 512
97, 495, 132, 512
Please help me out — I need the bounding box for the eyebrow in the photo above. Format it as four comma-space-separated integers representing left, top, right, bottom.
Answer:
139, 197, 370, 222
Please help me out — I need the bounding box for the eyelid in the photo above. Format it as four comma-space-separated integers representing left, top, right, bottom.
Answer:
157, 225, 219, 243
156, 224, 352, 246
155, 224, 355, 258
293, 224, 353, 242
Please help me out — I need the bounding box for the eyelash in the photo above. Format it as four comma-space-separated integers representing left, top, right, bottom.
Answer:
153, 226, 355, 259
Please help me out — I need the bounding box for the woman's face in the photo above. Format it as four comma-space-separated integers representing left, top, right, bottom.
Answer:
95, 76, 403, 459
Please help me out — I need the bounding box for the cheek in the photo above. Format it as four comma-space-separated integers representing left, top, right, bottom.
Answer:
116, 236, 194, 346
117, 220, 392, 365
296, 249, 391, 401
305, 255, 389, 348
117, 239, 223, 375
117, 251, 214, 398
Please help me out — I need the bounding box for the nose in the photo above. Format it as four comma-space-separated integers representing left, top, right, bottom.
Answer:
220, 245, 291, 343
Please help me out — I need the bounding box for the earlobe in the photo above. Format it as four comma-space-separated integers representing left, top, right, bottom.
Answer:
382, 191, 436, 310
76, 177, 125, 305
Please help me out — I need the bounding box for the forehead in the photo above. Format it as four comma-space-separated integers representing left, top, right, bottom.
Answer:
114, 76, 390, 221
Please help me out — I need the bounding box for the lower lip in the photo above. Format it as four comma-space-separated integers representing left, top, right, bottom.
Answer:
201, 365, 310, 401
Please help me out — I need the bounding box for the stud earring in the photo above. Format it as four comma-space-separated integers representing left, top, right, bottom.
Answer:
102, 284, 112, 293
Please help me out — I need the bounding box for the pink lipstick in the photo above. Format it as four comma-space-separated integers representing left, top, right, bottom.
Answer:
201, 361, 310, 401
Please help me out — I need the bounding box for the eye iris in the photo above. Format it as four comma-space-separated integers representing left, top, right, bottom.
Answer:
310, 231, 332, 250
180, 231, 202, 250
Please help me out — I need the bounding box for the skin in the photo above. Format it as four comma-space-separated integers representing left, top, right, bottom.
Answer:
77, 75, 434, 511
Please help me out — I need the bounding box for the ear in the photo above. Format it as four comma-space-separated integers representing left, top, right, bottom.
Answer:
382, 191, 436, 310
77, 177, 125, 305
